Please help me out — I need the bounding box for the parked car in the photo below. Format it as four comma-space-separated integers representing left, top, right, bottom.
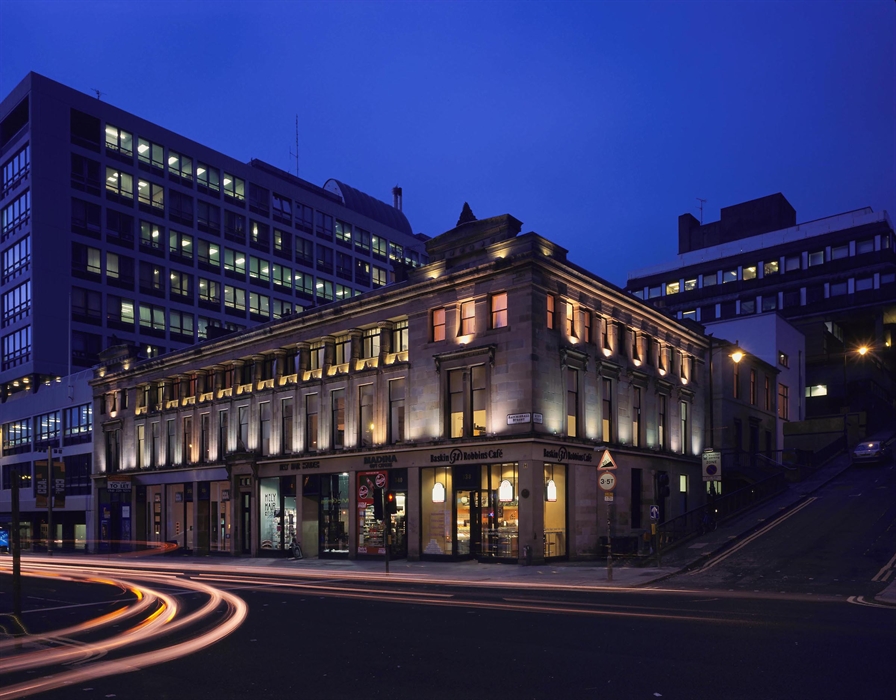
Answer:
851, 441, 891, 466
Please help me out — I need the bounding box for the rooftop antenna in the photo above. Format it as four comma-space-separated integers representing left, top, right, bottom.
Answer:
289, 115, 299, 177
91, 88, 104, 101
696, 197, 707, 224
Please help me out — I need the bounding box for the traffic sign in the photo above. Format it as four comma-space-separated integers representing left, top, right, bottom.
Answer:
702, 450, 722, 482
597, 449, 618, 470
598, 471, 616, 491
650, 505, 660, 521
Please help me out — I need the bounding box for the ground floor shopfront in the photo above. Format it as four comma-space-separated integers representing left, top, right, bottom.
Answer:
91, 440, 703, 563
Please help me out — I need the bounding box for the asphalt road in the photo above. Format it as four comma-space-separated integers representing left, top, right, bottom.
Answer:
2, 461, 894, 700
660, 458, 896, 598
2, 565, 891, 700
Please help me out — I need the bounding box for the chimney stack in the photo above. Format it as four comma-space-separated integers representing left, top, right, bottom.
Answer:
392, 186, 403, 211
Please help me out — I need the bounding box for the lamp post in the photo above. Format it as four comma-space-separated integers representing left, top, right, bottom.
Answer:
706, 337, 744, 499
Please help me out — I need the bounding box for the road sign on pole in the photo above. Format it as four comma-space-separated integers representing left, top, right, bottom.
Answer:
650, 505, 659, 521
598, 471, 616, 491
597, 449, 618, 470
702, 450, 722, 482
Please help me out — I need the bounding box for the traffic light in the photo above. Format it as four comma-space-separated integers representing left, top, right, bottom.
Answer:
385, 491, 398, 515
373, 488, 384, 520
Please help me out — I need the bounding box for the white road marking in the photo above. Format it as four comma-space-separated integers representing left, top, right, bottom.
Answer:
688, 497, 818, 575
872, 551, 896, 582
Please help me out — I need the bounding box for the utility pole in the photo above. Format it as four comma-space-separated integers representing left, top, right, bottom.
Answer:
47, 444, 54, 555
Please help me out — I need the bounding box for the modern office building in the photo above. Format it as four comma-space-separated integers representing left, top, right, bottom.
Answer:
0, 72, 428, 400
626, 194, 896, 433
0, 71, 428, 545
91, 211, 710, 563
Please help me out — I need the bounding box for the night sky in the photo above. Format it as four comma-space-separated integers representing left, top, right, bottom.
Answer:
2, 1, 893, 288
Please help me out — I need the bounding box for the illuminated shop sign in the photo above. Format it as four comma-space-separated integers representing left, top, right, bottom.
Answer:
363, 454, 397, 465
542, 446, 593, 463
430, 448, 505, 465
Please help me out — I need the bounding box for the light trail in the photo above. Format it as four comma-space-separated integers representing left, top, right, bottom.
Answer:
0, 562, 248, 700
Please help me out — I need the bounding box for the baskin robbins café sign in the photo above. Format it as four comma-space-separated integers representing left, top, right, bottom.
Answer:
542, 445, 593, 464
430, 448, 506, 465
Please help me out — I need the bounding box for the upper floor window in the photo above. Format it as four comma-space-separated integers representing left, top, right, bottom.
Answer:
831, 244, 849, 260
491, 293, 508, 329
665, 281, 680, 295
702, 273, 717, 287
197, 162, 220, 193
169, 230, 193, 262
372, 266, 387, 288
546, 295, 556, 329
830, 281, 848, 297
248, 183, 269, 215
272, 193, 292, 222
580, 309, 592, 343
105, 124, 133, 156
743, 265, 757, 281
138, 179, 165, 211
168, 150, 192, 182
460, 301, 475, 335
785, 255, 800, 272
432, 308, 446, 342
335, 220, 352, 247
778, 351, 789, 368
684, 278, 697, 291
1, 190, 30, 236
372, 235, 388, 261
354, 228, 371, 255
565, 301, 577, 338
361, 328, 379, 359
764, 260, 779, 276
722, 269, 737, 283
392, 320, 409, 353
567, 368, 579, 437
808, 251, 824, 267
778, 384, 789, 420
1, 326, 31, 370
223, 173, 245, 201
137, 138, 164, 171
198, 239, 220, 268
105, 167, 133, 200
856, 238, 874, 255
2, 144, 30, 195
3, 236, 31, 284
449, 365, 487, 438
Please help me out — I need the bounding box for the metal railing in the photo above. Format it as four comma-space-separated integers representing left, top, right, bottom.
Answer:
657, 472, 788, 550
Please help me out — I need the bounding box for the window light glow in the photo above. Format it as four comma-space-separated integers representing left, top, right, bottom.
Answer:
431, 481, 446, 503
545, 479, 557, 502
498, 479, 514, 503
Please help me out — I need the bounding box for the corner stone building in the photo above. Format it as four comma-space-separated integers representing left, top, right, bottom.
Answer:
91, 214, 709, 564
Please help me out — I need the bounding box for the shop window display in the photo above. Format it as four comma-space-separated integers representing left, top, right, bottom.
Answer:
259, 476, 296, 552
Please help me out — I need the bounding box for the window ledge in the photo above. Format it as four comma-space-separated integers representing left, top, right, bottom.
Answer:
199, 392, 214, 403
217, 388, 233, 399
279, 374, 298, 386
165, 400, 179, 410
303, 368, 323, 381
135, 406, 147, 416
236, 383, 253, 395
385, 351, 408, 365
356, 357, 379, 371
182, 396, 196, 407
257, 378, 275, 390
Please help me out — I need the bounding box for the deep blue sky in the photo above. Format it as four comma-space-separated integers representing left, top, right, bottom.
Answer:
2, 1, 893, 287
